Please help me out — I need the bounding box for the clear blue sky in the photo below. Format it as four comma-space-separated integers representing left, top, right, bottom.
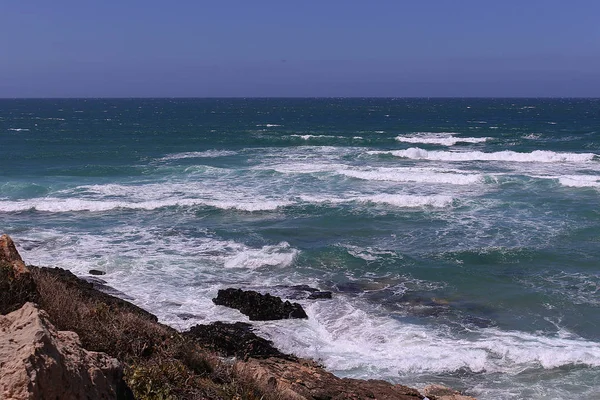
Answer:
1, 0, 599, 97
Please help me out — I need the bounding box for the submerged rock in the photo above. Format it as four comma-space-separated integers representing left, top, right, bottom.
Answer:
185, 321, 295, 360
0, 302, 132, 400
270, 284, 333, 300
89, 269, 106, 276
307, 291, 332, 299
213, 288, 308, 320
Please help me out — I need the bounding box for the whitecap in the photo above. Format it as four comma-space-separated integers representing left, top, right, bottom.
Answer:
395, 132, 489, 146
374, 148, 597, 163
159, 150, 238, 160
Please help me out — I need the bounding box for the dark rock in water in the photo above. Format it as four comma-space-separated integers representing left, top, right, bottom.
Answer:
213, 288, 308, 320
81, 276, 107, 285
184, 321, 295, 361
270, 284, 332, 300
290, 284, 319, 293
79, 275, 134, 300
307, 291, 332, 300
335, 281, 364, 293
176, 313, 198, 321
88, 269, 106, 276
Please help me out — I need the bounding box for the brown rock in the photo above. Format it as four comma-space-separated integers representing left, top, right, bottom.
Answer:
0, 234, 38, 315
235, 357, 425, 400
0, 302, 131, 400
0, 234, 27, 273
423, 384, 477, 400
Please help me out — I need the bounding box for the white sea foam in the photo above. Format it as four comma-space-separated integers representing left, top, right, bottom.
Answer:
258, 298, 600, 380
160, 150, 238, 160
0, 197, 290, 213
557, 175, 600, 188
300, 194, 454, 208
8, 128, 30, 132
396, 132, 489, 146
337, 167, 483, 185
223, 242, 299, 269
256, 124, 282, 127
290, 134, 353, 141
373, 148, 598, 163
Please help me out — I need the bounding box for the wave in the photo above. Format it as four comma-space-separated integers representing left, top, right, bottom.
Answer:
396, 132, 489, 146
372, 148, 598, 163
160, 150, 238, 160
0, 197, 291, 213
557, 175, 600, 188
8, 128, 30, 132
261, 298, 600, 381
290, 134, 341, 140
338, 167, 483, 185
223, 242, 299, 269
259, 162, 483, 186
300, 194, 454, 208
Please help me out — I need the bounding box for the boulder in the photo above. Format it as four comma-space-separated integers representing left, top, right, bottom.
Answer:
0, 234, 38, 315
185, 321, 296, 361
213, 288, 308, 320
0, 302, 132, 400
235, 357, 425, 400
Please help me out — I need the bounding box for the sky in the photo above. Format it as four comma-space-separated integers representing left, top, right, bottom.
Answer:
1, 0, 599, 97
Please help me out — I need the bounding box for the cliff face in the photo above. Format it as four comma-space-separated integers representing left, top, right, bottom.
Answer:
0, 303, 130, 400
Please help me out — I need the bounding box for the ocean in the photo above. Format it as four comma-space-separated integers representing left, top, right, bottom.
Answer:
1, 98, 599, 399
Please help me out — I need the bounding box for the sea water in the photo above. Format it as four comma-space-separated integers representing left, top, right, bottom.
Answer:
1, 98, 599, 399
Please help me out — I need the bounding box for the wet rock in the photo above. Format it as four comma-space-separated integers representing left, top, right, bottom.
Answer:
307, 291, 332, 300
213, 288, 308, 320
177, 312, 198, 321
89, 269, 106, 276
0, 302, 133, 400
184, 321, 295, 361
423, 384, 477, 400
0, 234, 38, 315
290, 284, 320, 293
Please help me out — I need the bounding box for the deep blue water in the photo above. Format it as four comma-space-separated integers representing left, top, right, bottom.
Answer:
1, 98, 599, 399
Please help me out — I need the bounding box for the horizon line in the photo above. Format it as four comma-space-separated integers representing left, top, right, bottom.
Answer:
1, 96, 599, 100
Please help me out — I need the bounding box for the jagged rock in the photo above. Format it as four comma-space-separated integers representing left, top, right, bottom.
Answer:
235, 357, 425, 400
0, 234, 38, 315
0, 302, 132, 400
213, 288, 308, 320
89, 269, 106, 276
423, 384, 477, 400
185, 321, 296, 361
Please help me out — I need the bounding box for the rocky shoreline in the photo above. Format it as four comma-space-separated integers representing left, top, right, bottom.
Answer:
1, 234, 476, 400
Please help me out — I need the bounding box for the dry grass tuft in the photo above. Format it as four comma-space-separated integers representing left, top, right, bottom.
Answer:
30, 267, 272, 399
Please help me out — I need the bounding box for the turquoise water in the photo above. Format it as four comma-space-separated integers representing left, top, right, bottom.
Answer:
1, 98, 599, 399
